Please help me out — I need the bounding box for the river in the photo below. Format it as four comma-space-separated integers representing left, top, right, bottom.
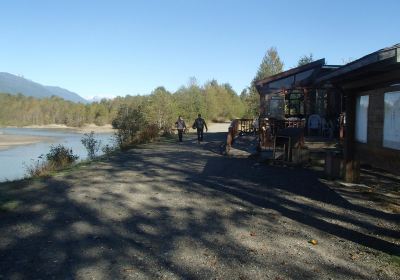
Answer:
0, 128, 115, 182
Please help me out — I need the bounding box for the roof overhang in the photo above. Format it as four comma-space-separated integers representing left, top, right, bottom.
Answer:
315, 44, 400, 90
255, 59, 326, 87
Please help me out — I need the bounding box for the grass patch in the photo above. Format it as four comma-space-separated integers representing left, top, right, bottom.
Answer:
390, 255, 400, 267
0, 200, 20, 212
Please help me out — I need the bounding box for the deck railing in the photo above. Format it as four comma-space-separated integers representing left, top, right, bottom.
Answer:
259, 119, 305, 150
226, 118, 306, 153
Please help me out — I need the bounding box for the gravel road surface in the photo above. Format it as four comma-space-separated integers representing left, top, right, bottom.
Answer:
0, 132, 399, 280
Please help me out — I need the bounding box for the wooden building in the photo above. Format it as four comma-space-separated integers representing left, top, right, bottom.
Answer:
316, 44, 400, 181
255, 59, 343, 156
255, 59, 341, 122
254, 44, 400, 181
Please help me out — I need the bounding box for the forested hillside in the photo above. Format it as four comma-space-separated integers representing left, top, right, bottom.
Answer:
0, 80, 246, 128
0, 72, 88, 103
0, 47, 292, 128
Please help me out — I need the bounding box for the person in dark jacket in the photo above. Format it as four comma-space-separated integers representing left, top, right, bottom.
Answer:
192, 114, 208, 143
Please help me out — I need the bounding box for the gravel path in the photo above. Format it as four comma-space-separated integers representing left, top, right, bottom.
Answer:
0, 132, 399, 280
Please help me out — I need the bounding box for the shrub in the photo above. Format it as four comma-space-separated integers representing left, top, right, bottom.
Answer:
138, 124, 159, 143
101, 143, 117, 156
112, 105, 151, 147
24, 157, 52, 178
24, 145, 78, 178
81, 131, 102, 160
46, 144, 79, 169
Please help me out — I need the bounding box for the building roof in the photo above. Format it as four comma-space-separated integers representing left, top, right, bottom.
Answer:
255, 59, 340, 94
255, 59, 326, 87
316, 43, 400, 85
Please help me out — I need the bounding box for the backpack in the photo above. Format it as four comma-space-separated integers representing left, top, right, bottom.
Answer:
193, 118, 204, 129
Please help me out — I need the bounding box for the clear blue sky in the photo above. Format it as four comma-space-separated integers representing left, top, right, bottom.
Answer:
0, 0, 398, 99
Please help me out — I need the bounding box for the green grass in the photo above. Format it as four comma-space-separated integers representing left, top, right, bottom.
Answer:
0, 200, 20, 212
391, 255, 400, 267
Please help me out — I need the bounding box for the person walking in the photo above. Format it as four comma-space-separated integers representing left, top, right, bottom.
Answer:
192, 114, 208, 143
175, 116, 186, 142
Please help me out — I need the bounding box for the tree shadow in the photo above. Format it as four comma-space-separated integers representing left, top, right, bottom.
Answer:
0, 132, 399, 279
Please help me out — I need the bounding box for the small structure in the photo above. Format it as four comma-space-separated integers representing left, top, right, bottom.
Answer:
316, 44, 400, 181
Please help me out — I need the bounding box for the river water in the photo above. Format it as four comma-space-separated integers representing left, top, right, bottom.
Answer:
0, 128, 115, 182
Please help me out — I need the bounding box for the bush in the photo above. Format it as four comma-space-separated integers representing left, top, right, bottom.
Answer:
24, 145, 78, 178
81, 131, 102, 160
112, 105, 157, 147
101, 143, 117, 156
46, 144, 79, 169
138, 124, 159, 143
24, 157, 52, 178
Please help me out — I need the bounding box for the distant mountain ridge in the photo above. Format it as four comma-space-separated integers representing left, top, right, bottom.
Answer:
0, 72, 88, 103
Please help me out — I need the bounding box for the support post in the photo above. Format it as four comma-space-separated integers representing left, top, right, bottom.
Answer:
343, 91, 360, 182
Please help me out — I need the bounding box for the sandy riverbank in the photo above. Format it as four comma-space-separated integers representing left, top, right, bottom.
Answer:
7, 124, 115, 134
0, 124, 114, 150
5, 123, 227, 134
0, 134, 52, 150
0, 123, 226, 150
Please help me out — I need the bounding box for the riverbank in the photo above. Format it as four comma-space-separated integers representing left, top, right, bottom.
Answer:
21, 123, 115, 133
0, 122, 227, 152
0, 124, 114, 151
3, 122, 228, 134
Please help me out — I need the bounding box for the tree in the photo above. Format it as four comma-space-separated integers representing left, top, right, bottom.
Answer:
341, 57, 354, 64
81, 131, 102, 160
243, 47, 284, 117
112, 105, 148, 147
146, 86, 176, 133
254, 47, 284, 82
297, 53, 314, 67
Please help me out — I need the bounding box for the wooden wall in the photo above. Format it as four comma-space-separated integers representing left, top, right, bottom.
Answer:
354, 85, 400, 174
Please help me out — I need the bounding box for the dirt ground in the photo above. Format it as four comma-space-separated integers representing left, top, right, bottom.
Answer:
0, 132, 399, 280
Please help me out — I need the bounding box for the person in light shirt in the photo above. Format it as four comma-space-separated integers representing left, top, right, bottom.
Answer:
175, 116, 186, 142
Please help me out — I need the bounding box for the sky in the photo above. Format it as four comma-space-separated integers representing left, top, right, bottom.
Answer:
0, 0, 398, 100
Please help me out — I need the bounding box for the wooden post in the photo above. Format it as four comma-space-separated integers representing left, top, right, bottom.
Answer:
303, 88, 308, 116
343, 91, 360, 182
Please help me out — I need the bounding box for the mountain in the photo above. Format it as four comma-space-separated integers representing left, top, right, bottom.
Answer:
0, 72, 88, 103
44, 86, 88, 103
87, 95, 118, 103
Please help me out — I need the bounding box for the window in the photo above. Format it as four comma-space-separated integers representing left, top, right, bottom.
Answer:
383, 91, 400, 150
355, 95, 369, 143
268, 95, 285, 119
315, 89, 327, 116
285, 89, 304, 117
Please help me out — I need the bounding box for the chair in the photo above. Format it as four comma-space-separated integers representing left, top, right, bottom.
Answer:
307, 114, 322, 136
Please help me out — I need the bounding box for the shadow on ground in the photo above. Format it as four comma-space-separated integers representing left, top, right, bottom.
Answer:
0, 132, 399, 279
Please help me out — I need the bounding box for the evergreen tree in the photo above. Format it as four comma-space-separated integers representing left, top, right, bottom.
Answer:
254, 47, 284, 82
297, 53, 314, 67
243, 47, 284, 117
